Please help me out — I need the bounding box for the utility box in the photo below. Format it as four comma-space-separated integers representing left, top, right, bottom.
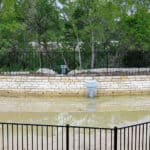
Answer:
60, 65, 67, 74
86, 80, 97, 98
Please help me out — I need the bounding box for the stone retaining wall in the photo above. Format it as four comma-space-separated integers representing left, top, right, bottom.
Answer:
0, 76, 149, 96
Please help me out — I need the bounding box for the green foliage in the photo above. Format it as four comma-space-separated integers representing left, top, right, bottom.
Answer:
119, 6, 150, 51
0, 0, 149, 72
25, 0, 62, 44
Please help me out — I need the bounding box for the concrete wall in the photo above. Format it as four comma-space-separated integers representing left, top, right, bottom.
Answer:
0, 76, 149, 96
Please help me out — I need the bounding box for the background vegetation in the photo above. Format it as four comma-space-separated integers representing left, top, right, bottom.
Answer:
0, 0, 150, 73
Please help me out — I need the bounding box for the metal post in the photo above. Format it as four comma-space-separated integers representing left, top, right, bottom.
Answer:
8, 51, 11, 74
114, 126, 118, 150
66, 124, 69, 150
39, 52, 42, 72
106, 51, 109, 74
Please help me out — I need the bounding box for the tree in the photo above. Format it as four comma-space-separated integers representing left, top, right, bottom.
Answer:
119, 6, 150, 52
0, 0, 30, 53
60, 0, 85, 69
25, 0, 62, 52
76, 0, 120, 68
60, 0, 121, 69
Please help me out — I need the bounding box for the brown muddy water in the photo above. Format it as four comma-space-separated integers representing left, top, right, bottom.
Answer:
0, 95, 149, 128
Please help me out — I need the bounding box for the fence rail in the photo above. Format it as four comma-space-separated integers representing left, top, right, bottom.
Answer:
0, 121, 149, 150
0, 50, 150, 76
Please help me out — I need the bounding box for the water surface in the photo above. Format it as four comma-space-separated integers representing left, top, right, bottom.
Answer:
0, 95, 149, 127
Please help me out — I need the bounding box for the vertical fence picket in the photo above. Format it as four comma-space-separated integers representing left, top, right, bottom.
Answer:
66, 124, 69, 150
135, 125, 137, 150
0, 50, 149, 76
2, 124, 4, 150
0, 122, 149, 150
22, 125, 23, 150
114, 127, 118, 150
12, 124, 13, 150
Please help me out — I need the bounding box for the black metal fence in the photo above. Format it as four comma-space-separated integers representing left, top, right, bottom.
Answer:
0, 50, 150, 76
0, 121, 149, 150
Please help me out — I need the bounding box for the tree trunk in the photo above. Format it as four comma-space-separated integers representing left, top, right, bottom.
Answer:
76, 37, 82, 70
91, 31, 95, 69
